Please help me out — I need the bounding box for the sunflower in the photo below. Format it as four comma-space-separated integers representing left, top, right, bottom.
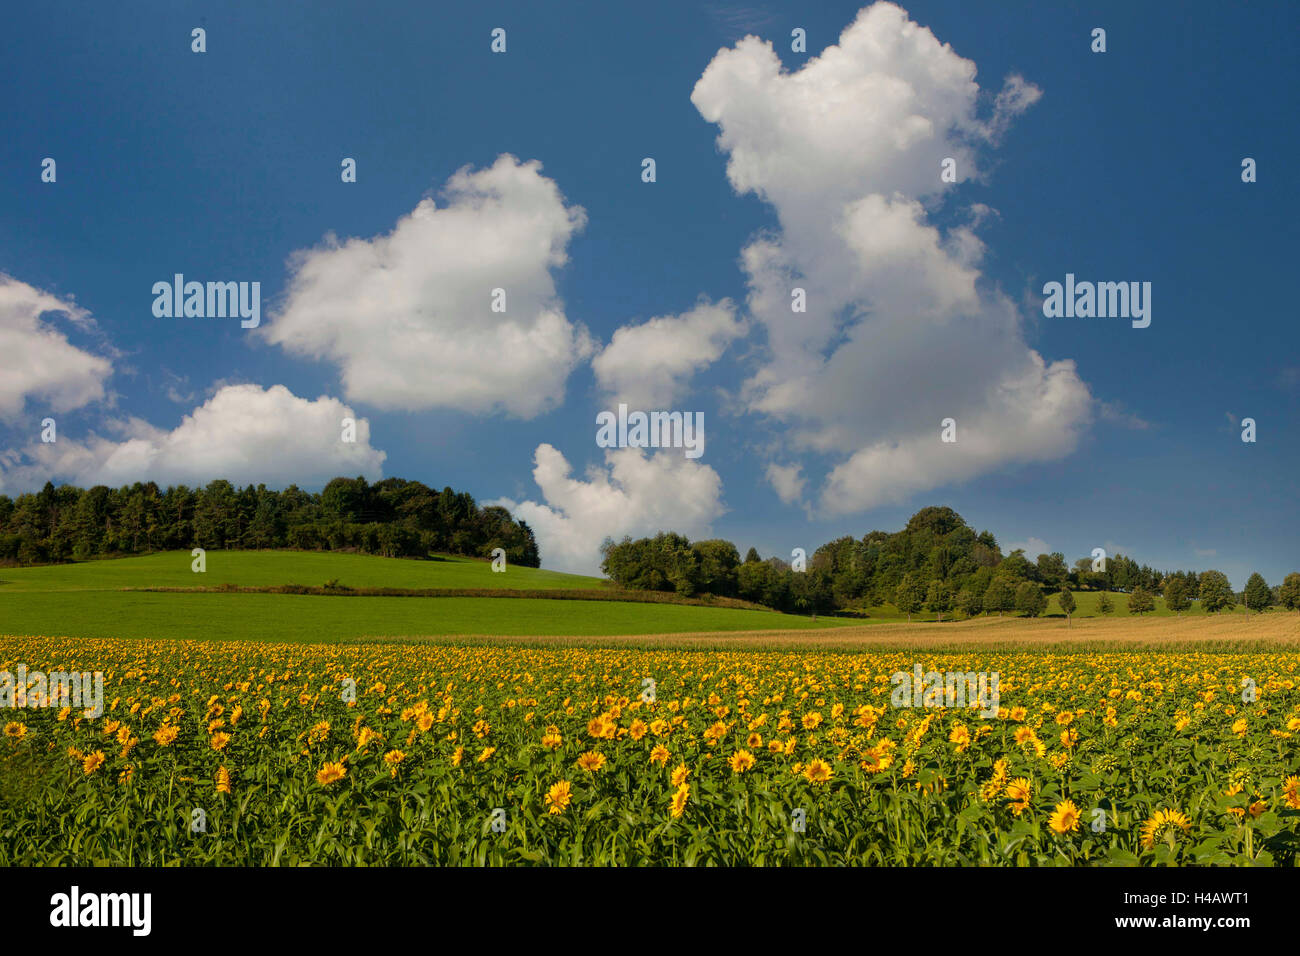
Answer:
670, 762, 690, 787
649, 744, 670, 766
2, 721, 26, 739
948, 724, 971, 752
1048, 799, 1081, 834
1140, 808, 1191, 849
1005, 778, 1032, 816
587, 714, 617, 740
384, 750, 406, 776
209, 731, 231, 751
728, 749, 756, 774
980, 759, 1009, 801
82, 750, 106, 775
545, 780, 572, 815
316, 761, 347, 786
577, 751, 607, 773
215, 766, 232, 794
153, 724, 179, 746
804, 758, 833, 784
670, 783, 690, 818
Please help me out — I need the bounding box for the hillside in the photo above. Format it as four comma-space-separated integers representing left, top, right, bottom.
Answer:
0, 549, 856, 642
0, 549, 599, 593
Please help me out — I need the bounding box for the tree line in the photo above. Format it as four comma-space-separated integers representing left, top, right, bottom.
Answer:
600, 506, 1300, 618
0, 476, 540, 567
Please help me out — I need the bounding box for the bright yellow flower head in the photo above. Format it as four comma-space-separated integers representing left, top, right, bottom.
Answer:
804, 758, 832, 784
728, 749, 756, 774
1140, 808, 1191, 849
1005, 778, 1032, 816
315, 761, 347, 786
670, 783, 690, 818
545, 780, 572, 815
577, 751, 607, 773
1048, 799, 1080, 835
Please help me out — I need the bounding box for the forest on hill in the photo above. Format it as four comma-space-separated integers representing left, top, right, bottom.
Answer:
600, 506, 1300, 617
0, 476, 540, 567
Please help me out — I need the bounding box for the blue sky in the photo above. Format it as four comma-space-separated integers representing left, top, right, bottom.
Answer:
1, 0, 1296, 586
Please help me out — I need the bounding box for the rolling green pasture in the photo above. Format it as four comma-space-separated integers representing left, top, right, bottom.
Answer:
0, 550, 601, 592
0, 550, 1247, 641
0, 551, 851, 641
0, 591, 851, 642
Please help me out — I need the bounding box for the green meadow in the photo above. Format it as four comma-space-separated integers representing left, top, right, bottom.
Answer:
0, 550, 852, 641
0, 550, 1247, 643
0, 549, 600, 592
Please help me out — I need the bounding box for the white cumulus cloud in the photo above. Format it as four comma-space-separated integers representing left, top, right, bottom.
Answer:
494, 443, 726, 574
592, 298, 744, 408
0, 275, 113, 422
0, 384, 385, 492
765, 462, 806, 506
262, 154, 593, 418
690, 1, 1092, 516
1005, 536, 1050, 557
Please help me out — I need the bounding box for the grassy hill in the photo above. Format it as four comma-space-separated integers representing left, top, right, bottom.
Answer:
0, 549, 601, 592
0, 550, 857, 641
1, 551, 1258, 642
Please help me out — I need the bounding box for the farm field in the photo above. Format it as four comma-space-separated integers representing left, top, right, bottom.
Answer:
3, 634, 1299, 865
428, 612, 1300, 652
0, 550, 603, 593
0, 591, 855, 642
0, 550, 856, 640
4, 549, 1298, 868
858, 589, 1251, 623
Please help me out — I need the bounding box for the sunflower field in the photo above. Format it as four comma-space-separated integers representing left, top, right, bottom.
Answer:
2, 635, 1299, 866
